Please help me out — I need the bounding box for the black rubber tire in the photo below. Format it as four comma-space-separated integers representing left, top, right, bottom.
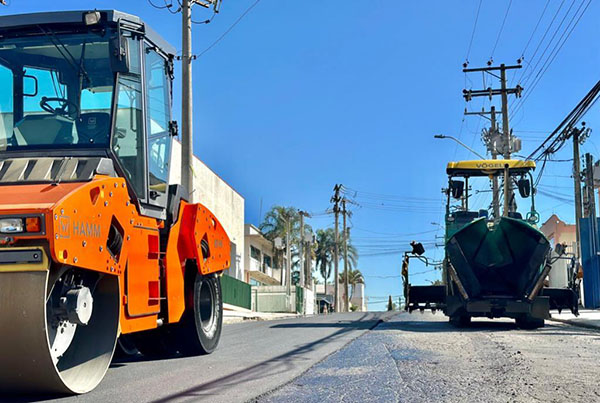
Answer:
449, 314, 471, 327
176, 272, 223, 356
515, 315, 545, 330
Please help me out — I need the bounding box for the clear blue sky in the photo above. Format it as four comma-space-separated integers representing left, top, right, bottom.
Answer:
4, 1, 599, 310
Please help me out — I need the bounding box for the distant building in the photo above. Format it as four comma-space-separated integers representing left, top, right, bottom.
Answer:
244, 224, 283, 286
316, 282, 367, 312
540, 214, 576, 289
540, 214, 576, 253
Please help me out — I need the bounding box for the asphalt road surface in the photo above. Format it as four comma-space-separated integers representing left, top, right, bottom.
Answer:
5, 312, 600, 403
5, 312, 387, 403
261, 312, 600, 402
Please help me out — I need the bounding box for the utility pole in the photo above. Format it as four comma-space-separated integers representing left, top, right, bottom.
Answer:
463, 64, 523, 213
331, 184, 342, 313
285, 216, 291, 300
490, 107, 500, 218
180, 0, 221, 195
342, 199, 350, 312
305, 236, 312, 288
583, 153, 598, 257
181, 0, 194, 194
500, 66, 511, 159
571, 127, 584, 261
464, 107, 501, 217
298, 211, 311, 288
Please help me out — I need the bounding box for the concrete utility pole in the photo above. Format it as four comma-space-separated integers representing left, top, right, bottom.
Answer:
180, 0, 220, 195
181, 0, 194, 194
298, 211, 306, 288
342, 199, 349, 312
285, 216, 291, 299
571, 127, 584, 261
331, 185, 342, 313
583, 153, 598, 255
499, 66, 511, 159
490, 107, 500, 218
463, 63, 523, 213
305, 236, 312, 288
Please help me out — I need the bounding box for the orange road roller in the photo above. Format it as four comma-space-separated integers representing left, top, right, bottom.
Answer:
0, 10, 231, 394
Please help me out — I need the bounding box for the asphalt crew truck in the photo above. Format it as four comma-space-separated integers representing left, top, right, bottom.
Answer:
403, 159, 579, 329
0, 10, 231, 394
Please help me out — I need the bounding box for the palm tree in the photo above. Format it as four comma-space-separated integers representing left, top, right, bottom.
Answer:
315, 228, 335, 297
338, 268, 365, 300
260, 206, 300, 242
259, 206, 299, 278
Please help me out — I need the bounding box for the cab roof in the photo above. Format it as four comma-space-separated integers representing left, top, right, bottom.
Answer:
446, 159, 536, 177
0, 10, 175, 56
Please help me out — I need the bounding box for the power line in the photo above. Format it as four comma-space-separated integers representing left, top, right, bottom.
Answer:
465, 0, 483, 64
148, 0, 172, 9
194, 0, 262, 59
520, 0, 577, 89
516, 0, 566, 85
489, 0, 512, 62
512, 0, 592, 117
520, 0, 552, 60
526, 79, 600, 161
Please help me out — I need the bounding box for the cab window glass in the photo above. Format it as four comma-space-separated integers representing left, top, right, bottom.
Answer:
113, 76, 145, 198
0, 65, 13, 149
23, 67, 66, 113
145, 48, 171, 201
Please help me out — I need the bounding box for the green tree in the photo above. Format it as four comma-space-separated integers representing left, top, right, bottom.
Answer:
260, 206, 310, 279
315, 228, 335, 296
339, 268, 365, 300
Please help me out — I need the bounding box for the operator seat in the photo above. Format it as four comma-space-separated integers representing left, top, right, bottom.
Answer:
76, 112, 110, 145
13, 115, 74, 146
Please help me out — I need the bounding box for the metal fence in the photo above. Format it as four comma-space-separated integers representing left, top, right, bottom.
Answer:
220, 274, 252, 310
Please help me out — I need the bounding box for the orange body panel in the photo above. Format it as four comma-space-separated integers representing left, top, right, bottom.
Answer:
163, 201, 231, 323
0, 176, 231, 334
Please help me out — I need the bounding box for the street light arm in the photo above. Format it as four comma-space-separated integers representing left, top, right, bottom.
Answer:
434, 134, 486, 159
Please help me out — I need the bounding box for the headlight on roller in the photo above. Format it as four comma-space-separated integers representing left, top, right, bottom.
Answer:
0, 218, 24, 233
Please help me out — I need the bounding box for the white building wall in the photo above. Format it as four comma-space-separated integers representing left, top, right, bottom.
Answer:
170, 141, 245, 281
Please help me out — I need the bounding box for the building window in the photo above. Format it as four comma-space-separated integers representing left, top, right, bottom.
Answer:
250, 245, 261, 261
263, 255, 272, 268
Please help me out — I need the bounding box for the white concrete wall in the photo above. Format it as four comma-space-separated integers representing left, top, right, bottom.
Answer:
170, 140, 245, 281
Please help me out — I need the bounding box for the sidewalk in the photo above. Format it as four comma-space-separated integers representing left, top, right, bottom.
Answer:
549, 309, 600, 330
223, 303, 300, 324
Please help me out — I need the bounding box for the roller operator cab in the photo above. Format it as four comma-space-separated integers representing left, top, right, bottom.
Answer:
403, 159, 579, 329
0, 10, 231, 395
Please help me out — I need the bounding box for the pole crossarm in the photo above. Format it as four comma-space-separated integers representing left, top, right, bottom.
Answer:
191, 0, 221, 11
462, 64, 522, 73
463, 87, 523, 101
